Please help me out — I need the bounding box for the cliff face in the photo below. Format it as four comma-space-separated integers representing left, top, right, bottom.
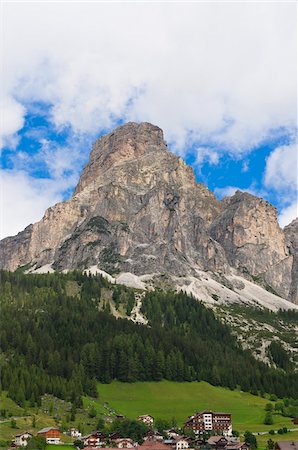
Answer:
0, 122, 297, 304
209, 191, 293, 300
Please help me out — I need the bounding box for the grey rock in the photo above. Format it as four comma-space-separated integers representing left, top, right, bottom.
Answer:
0, 122, 297, 304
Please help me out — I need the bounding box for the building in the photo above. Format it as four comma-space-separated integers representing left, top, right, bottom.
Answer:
14, 432, 33, 447
165, 430, 181, 439
275, 443, 298, 450
138, 415, 154, 426
140, 441, 171, 450
37, 427, 61, 445
143, 430, 164, 442
82, 432, 107, 447
185, 411, 232, 437
292, 419, 298, 425
69, 427, 82, 438
226, 443, 250, 450
113, 438, 135, 448
207, 437, 229, 448
173, 437, 189, 450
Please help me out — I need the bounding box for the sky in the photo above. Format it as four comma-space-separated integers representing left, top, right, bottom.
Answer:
1, 1, 297, 239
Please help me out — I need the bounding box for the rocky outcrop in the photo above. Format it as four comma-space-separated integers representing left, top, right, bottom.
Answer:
209, 191, 294, 300
284, 219, 298, 304
0, 122, 297, 304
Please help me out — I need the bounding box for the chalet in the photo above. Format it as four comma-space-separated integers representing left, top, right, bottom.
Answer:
173, 436, 189, 450
275, 443, 298, 450
113, 438, 135, 448
14, 433, 33, 447
292, 419, 298, 425
37, 427, 61, 445
69, 427, 81, 438
207, 437, 229, 448
165, 430, 181, 439
138, 415, 154, 426
225, 443, 250, 450
82, 432, 106, 447
185, 411, 232, 437
143, 430, 164, 442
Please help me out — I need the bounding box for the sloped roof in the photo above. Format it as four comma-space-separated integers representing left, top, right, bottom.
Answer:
38, 427, 59, 433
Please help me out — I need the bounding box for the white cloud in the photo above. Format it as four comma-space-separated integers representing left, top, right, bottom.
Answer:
264, 142, 298, 227
278, 201, 298, 228
195, 147, 220, 167
0, 97, 25, 149
2, 2, 297, 152
0, 170, 64, 239
214, 185, 256, 199
264, 143, 298, 192
1, 2, 297, 238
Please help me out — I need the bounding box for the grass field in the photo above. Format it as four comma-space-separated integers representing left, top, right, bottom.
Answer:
257, 430, 298, 450
95, 381, 294, 432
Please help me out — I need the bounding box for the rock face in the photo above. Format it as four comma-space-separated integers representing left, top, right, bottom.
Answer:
209, 192, 294, 300
0, 122, 297, 304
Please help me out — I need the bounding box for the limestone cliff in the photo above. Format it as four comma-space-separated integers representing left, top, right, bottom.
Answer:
0, 122, 297, 305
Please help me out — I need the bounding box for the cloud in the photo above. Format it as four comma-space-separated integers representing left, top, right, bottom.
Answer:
195, 147, 220, 167
264, 143, 298, 192
278, 201, 298, 228
0, 170, 63, 239
0, 97, 25, 150
214, 185, 256, 199
264, 142, 298, 226
2, 2, 296, 153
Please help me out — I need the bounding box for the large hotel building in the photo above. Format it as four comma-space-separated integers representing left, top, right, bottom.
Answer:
185, 411, 232, 436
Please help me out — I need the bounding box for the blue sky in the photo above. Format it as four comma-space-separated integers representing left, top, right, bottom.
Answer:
1, 2, 297, 238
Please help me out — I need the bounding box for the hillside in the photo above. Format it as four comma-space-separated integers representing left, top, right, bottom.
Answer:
95, 381, 295, 432
1, 270, 298, 405
1, 383, 297, 450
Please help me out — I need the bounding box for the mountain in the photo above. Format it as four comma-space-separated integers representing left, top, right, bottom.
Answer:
1, 122, 297, 308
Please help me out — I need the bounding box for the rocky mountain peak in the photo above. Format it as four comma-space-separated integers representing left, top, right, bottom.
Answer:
74, 122, 168, 195
0, 122, 297, 306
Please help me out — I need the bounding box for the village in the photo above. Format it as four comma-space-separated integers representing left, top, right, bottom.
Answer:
9, 411, 237, 448
8, 411, 297, 450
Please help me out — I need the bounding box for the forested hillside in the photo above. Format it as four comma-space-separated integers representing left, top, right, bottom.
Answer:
0, 270, 297, 409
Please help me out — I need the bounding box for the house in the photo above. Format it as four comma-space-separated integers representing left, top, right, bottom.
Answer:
173, 436, 189, 450
292, 419, 298, 425
69, 427, 82, 438
143, 430, 164, 442
185, 411, 232, 437
165, 430, 181, 439
226, 443, 250, 450
140, 441, 171, 450
37, 427, 61, 445
207, 437, 229, 448
138, 415, 154, 426
275, 443, 298, 450
82, 432, 107, 447
14, 433, 33, 447
113, 438, 135, 448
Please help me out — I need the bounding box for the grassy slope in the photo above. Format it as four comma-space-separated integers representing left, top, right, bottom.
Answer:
257, 431, 298, 449
95, 381, 294, 432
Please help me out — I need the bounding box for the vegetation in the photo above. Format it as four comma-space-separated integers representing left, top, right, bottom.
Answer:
1, 270, 298, 415
95, 381, 295, 431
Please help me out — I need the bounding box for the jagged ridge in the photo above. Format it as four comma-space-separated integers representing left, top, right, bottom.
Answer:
0, 122, 297, 305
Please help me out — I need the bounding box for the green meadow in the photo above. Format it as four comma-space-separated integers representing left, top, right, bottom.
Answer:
95, 381, 294, 432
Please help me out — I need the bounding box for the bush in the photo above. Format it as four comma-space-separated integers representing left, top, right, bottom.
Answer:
269, 430, 275, 435
264, 413, 273, 425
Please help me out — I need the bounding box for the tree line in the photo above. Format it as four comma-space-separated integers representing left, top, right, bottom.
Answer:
0, 270, 298, 408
